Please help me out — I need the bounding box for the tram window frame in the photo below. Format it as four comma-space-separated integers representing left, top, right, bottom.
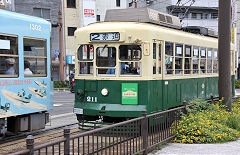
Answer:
175, 44, 183, 75
23, 37, 47, 77
193, 46, 199, 75
96, 46, 116, 76
207, 48, 213, 74
153, 43, 156, 74
213, 49, 218, 73
200, 47, 206, 74
0, 34, 19, 78
119, 44, 142, 76
165, 42, 174, 75
184, 45, 191, 75
158, 44, 162, 74
77, 44, 94, 75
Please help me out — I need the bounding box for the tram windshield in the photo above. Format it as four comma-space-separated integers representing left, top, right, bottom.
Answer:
96, 46, 116, 75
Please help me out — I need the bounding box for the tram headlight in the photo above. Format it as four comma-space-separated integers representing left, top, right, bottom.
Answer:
101, 88, 108, 96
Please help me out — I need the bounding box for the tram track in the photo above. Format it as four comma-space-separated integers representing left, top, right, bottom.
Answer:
0, 122, 83, 154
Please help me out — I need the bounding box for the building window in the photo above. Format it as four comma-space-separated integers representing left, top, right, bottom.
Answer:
211, 13, 218, 19
68, 27, 77, 36
67, 0, 76, 8
116, 0, 120, 7
33, 8, 50, 20
96, 15, 100, 22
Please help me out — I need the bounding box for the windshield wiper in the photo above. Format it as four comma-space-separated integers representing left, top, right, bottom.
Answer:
100, 44, 108, 54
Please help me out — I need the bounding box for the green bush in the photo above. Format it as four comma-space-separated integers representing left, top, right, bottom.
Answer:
54, 81, 68, 88
235, 80, 240, 88
174, 99, 240, 143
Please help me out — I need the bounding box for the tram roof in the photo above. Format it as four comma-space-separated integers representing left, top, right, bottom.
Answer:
0, 9, 50, 25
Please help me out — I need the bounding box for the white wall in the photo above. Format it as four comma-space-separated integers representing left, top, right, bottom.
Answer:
96, 0, 127, 21
181, 19, 218, 32
171, 0, 218, 7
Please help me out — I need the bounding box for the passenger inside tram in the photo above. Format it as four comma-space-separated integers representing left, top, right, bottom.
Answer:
5, 58, 15, 75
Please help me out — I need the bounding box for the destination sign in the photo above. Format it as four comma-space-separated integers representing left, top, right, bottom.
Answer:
90, 32, 120, 41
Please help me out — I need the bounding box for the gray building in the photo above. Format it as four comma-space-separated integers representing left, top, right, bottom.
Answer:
14, 0, 61, 80
128, 0, 218, 32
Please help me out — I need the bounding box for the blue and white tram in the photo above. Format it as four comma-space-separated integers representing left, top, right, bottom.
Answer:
0, 9, 53, 134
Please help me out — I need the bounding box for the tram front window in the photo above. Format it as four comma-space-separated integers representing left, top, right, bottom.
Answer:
96, 46, 116, 75
77, 44, 94, 75
119, 45, 141, 75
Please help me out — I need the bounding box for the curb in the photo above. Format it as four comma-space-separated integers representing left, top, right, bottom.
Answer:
54, 88, 70, 92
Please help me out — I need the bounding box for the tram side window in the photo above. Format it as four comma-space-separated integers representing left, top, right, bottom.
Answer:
165, 42, 173, 75
213, 49, 218, 73
153, 43, 156, 74
184, 45, 191, 74
96, 46, 116, 75
207, 48, 213, 73
200, 48, 206, 74
158, 44, 161, 74
175, 44, 183, 75
193, 46, 199, 74
119, 45, 141, 75
24, 38, 47, 76
0, 35, 19, 77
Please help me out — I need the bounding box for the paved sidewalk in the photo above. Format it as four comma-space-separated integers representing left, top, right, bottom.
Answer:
149, 139, 240, 155
150, 89, 240, 155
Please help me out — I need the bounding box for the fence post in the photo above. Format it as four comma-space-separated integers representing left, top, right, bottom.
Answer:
210, 95, 214, 104
64, 128, 70, 155
142, 109, 148, 155
183, 100, 187, 114
26, 135, 34, 155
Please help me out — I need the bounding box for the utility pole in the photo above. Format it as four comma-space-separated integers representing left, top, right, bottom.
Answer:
58, 5, 64, 81
218, 0, 232, 111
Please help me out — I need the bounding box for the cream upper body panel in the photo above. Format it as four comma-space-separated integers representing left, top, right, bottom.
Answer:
74, 22, 234, 80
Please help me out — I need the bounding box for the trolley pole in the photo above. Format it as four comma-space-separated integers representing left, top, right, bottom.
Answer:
58, 5, 64, 81
218, 0, 232, 112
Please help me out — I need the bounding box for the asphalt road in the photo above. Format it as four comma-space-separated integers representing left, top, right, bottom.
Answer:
45, 90, 78, 129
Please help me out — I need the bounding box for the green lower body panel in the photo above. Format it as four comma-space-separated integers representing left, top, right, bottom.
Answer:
74, 103, 146, 118
74, 76, 235, 121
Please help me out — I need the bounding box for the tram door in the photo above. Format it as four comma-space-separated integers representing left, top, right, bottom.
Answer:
152, 40, 164, 111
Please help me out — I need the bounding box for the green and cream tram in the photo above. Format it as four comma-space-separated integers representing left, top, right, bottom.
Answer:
73, 8, 235, 123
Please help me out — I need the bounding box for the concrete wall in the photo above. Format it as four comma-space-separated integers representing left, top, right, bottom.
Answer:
14, 0, 60, 59
14, 0, 61, 80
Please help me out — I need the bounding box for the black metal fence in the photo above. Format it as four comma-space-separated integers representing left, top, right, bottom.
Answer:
10, 105, 186, 155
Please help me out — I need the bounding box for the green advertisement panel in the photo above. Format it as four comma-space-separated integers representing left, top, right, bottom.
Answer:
122, 83, 138, 105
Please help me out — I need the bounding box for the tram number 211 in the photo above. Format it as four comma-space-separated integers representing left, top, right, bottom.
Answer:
87, 96, 97, 102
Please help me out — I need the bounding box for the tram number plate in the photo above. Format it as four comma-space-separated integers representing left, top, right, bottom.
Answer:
73, 108, 83, 114
90, 32, 120, 41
